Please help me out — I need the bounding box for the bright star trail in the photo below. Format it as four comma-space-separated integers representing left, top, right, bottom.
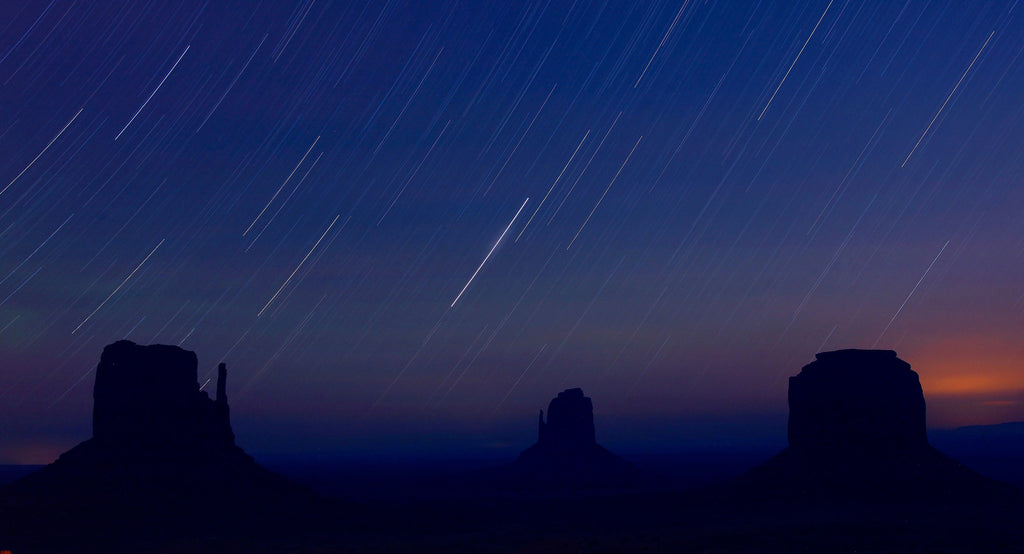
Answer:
757, 0, 833, 121
901, 31, 996, 167
2, 108, 82, 195
258, 215, 343, 317
874, 239, 951, 347
72, 239, 165, 335
1, 1, 1022, 464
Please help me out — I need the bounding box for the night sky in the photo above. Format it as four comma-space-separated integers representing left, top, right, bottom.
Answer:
2, 1, 1023, 464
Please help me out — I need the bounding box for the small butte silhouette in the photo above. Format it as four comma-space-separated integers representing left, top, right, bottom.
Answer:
508, 387, 641, 488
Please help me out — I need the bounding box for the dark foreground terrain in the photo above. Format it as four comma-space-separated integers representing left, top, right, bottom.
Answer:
3, 453, 1024, 553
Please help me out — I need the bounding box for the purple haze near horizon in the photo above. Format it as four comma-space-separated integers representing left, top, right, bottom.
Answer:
1, 1, 1022, 464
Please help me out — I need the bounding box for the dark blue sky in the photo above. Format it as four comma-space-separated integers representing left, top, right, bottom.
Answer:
1, 1, 1022, 463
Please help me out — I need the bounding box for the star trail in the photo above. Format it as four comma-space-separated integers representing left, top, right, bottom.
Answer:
1, 1, 1022, 463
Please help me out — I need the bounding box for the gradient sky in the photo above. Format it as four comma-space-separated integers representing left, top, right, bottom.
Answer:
1, 1, 1022, 464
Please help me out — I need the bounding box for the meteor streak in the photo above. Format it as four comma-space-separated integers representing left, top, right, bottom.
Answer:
451, 198, 529, 308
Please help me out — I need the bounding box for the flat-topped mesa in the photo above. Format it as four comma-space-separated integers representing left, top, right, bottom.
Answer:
787, 349, 928, 457
91, 340, 234, 452
729, 348, 1012, 503
538, 387, 596, 450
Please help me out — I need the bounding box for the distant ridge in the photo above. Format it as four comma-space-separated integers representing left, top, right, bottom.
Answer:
931, 420, 1024, 487
946, 420, 1024, 436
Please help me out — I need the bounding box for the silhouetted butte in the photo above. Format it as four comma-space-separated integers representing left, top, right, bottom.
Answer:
2, 340, 314, 540
511, 388, 638, 488
733, 349, 1013, 503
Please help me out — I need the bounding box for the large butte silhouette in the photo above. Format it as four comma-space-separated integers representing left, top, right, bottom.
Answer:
510, 388, 639, 488
733, 349, 1010, 503
3, 340, 313, 538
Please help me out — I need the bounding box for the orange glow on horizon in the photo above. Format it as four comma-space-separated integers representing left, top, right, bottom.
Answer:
906, 335, 1024, 427
925, 373, 1021, 396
